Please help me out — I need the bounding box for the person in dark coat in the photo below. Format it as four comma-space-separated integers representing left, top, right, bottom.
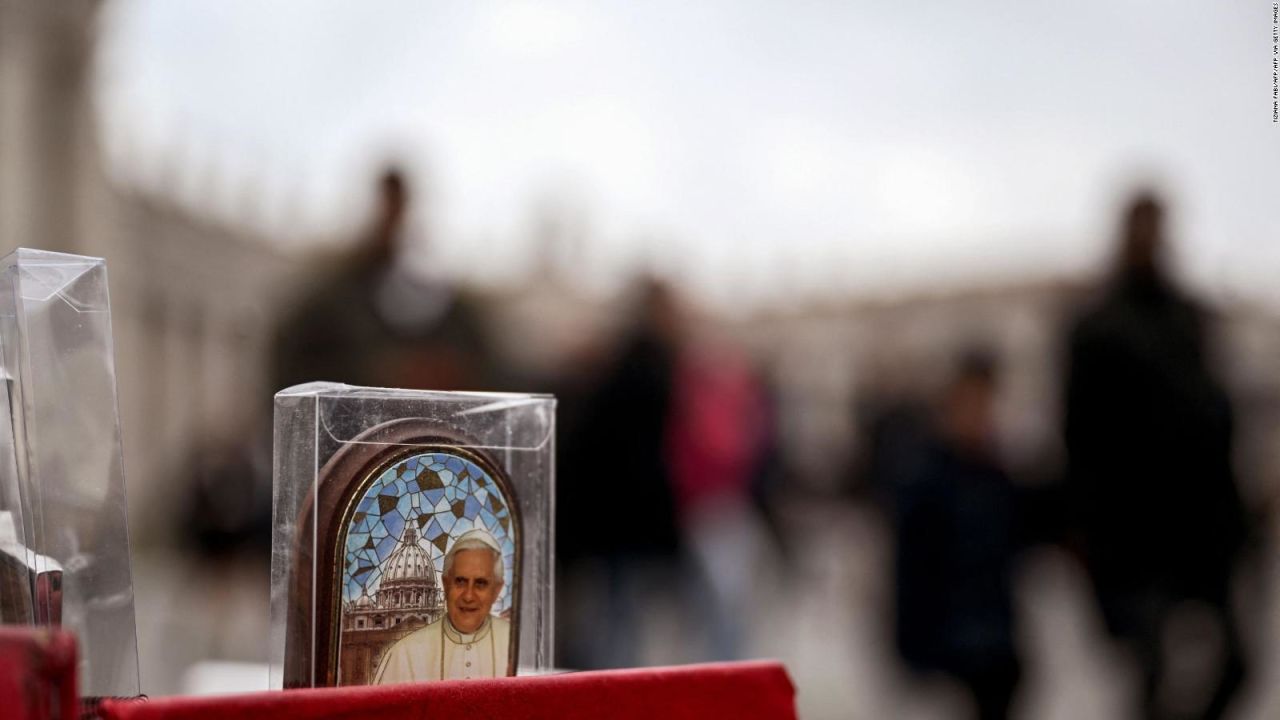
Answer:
1063, 191, 1248, 720
556, 279, 684, 668
893, 351, 1021, 720
272, 168, 494, 394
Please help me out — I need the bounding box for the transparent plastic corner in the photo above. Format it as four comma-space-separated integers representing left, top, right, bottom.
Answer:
0, 248, 140, 698
270, 383, 554, 689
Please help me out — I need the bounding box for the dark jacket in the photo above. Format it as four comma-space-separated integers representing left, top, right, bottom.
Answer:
1063, 275, 1244, 600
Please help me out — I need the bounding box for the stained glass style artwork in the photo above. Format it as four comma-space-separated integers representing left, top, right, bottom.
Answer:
339, 452, 517, 609
301, 431, 522, 688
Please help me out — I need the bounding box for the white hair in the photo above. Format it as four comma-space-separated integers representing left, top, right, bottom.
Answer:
443, 533, 504, 584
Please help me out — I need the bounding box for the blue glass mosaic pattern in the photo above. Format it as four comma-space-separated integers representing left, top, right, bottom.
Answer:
342, 452, 516, 612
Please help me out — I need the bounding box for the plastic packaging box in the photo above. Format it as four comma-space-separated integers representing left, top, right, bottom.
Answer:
270, 383, 554, 688
0, 248, 140, 699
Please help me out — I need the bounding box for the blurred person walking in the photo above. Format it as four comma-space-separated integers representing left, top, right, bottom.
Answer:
1062, 191, 1248, 720
272, 166, 495, 393
665, 336, 774, 661
892, 351, 1022, 720
181, 166, 499, 564
557, 280, 685, 669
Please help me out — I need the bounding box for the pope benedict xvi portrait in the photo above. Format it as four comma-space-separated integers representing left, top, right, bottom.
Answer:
374, 528, 512, 683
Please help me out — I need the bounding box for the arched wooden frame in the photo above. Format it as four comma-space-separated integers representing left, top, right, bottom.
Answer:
283, 418, 522, 688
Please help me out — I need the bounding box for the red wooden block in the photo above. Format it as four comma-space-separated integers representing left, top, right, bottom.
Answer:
0, 627, 77, 720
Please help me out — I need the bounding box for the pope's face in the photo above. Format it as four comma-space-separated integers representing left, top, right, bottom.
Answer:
445, 549, 501, 633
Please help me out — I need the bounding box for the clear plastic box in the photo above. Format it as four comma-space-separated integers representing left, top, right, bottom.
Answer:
270, 383, 554, 689
0, 248, 140, 698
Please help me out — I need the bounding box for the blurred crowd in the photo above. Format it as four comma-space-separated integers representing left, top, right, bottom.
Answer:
166, 168, 1275, 720
871, 193, 1253, 720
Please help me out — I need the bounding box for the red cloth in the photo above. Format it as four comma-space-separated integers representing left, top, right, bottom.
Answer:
101, 662, 796, 720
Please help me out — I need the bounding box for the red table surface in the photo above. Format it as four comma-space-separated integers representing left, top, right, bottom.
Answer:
100, 661, 797, 720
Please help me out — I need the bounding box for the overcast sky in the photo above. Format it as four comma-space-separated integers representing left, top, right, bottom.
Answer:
95, 1, 1279, 309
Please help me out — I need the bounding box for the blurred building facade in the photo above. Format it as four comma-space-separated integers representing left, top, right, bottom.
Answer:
0, 0, 102, 259
1, 0, 304, 545
754, 284, 1280, 506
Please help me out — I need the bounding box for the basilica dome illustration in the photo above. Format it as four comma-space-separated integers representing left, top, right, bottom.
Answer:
339, 526, 444, 684
343, 526, 443, 631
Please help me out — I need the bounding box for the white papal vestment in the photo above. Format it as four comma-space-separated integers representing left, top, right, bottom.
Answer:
374, 615, 510, 683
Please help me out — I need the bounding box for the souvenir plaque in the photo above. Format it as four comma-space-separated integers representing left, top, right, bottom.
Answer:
0, 249, 140, 700
271, 384, 554, 689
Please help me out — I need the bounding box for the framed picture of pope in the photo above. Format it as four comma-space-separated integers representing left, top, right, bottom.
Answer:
319, 436, 521, 686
